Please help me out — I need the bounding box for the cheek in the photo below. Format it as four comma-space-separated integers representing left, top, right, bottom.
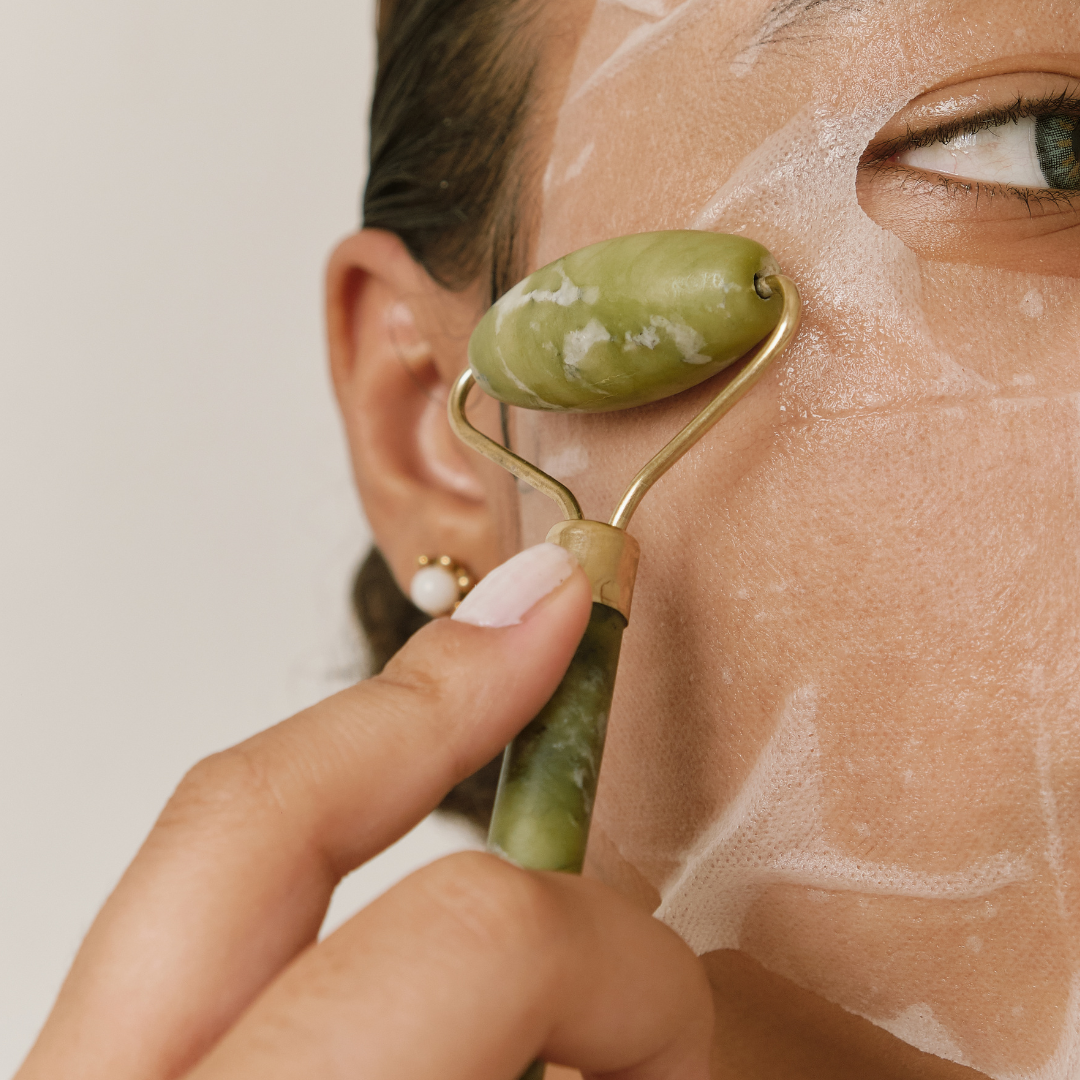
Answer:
582, 392, 1080, 1071
918, 261, 1080, 392
589, 388, 1080, 894
513, 399, 704, 541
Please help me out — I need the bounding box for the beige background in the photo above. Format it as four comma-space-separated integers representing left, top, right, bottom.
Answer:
0, 2, 480, 1071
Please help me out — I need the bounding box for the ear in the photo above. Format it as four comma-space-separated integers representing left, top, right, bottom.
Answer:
326, 229, 515, 594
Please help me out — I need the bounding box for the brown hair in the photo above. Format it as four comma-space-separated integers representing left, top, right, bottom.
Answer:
365, 0, 539, 301
356, 0, 542, 829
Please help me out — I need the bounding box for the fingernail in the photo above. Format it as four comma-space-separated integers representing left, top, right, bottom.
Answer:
452, 543, 576, 628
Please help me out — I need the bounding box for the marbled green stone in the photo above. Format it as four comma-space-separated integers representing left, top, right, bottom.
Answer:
487, 603, 626, 874
469, 230, 782, 413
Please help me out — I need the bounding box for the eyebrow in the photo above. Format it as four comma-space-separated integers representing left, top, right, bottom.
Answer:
751, 0, 856, 49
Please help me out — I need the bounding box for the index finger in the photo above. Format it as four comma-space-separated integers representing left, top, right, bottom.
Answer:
18, 545, 592, 1080
188, 853, 713, 1080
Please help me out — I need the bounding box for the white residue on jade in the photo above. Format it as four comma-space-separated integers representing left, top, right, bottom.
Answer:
492, 343, 545, 408
563, 319, 612, 377
624, 326, 662, 350
650, 315, 709, 363
494, 265, 600, 333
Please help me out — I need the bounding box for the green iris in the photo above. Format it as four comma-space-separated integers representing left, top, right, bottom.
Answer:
1035, 114, 1080, 190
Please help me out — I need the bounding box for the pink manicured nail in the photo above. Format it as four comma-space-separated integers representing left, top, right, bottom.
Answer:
452, 543, 576, 628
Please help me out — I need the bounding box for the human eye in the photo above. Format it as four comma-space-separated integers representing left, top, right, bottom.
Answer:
861, 74, 1080, 197
880, 92, 1080, 194
893, 105, 1080, 192
857, 72, 1080, 277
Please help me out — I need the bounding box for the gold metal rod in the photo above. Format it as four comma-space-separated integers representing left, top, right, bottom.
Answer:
608, 274, 801, 531
449, 369, 584, 522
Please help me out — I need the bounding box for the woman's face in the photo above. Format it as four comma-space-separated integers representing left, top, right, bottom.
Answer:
510, 0, 1080, 1074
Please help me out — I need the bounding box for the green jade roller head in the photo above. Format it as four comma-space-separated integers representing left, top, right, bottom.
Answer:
449, 229, 801, 872
470, 230, 785, 413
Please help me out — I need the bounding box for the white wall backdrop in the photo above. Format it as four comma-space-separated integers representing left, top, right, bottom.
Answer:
0, 3, 479, 1071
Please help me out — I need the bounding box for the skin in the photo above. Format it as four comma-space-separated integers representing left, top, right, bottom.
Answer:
20, 0, 1080, 1077
519, 4, 1080, 1078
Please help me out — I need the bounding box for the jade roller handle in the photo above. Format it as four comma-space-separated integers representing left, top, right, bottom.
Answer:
487, 521, 638, 1080
487, 601, 627, 872
488, 518, 637, 870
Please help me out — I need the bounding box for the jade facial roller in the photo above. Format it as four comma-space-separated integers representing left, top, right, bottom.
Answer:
449, 229, 801, 888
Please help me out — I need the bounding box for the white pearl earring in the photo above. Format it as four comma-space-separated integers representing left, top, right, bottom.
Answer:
409, 555, 474, 617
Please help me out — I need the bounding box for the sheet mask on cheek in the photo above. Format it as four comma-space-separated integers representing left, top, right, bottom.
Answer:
516, 1, 1080, 1076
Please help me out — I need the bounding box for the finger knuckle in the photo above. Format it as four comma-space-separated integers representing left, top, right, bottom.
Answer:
376, 618, 465, 703
162, 741, 289, 832
418, 852, 563, 960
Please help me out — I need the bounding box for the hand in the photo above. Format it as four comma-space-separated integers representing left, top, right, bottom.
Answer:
17, 544, 713, 1080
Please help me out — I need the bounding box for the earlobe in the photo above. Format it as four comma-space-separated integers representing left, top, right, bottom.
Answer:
325, 229, 509, 595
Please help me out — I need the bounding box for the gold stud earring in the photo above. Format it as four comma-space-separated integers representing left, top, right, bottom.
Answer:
409, 555, 475, 617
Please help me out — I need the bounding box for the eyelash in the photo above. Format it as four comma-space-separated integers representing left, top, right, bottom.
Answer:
861, 88, 1080, 207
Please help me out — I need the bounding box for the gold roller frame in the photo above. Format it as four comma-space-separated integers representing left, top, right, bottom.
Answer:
449, 274, 801, 609
449, 273, 800, 1080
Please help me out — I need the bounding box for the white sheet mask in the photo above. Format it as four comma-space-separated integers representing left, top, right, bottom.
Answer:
563, 0, 722, 106
515, 1, 1080, 1075
655, 685, 1034, 948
